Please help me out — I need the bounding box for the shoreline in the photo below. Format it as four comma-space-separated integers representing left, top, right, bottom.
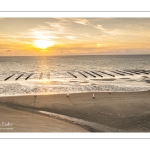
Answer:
0, 91, 150, 132
0, 89, 150, 98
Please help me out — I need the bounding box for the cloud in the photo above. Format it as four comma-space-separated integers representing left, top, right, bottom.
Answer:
47, 23, 67, 30
74, 19, 89, 25
80, 33, 100, 39
126, 49, 134, 53
6, 50, 11, 52
31, 30, 60, 40
66, 36, 77, 40
73, 19, 108, 32
80, 33, 91, 37
93, 25, 106, 31
45, 22, 68, 33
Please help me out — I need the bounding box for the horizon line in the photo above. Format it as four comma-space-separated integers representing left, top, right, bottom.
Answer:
0, 54, 150, 57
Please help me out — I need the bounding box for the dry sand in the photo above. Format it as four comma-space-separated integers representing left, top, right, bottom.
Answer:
0, 91, 150, 132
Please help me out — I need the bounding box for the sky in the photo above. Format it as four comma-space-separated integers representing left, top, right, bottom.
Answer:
0, 18, 150, 56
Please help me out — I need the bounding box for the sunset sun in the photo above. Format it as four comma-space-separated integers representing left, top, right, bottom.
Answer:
33, 39, 54, 49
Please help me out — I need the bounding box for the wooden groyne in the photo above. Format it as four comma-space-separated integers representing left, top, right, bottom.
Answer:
125, 70, 141, 75
3, 69, 147, 81
111, 71, 125, 76
4, 74, 15, 81
78, 72, 87, 78
15, 73, 24, 80
67, 72, 77, 78
137, 70, 149, 74
128, 70, 148, 75
90, 71, 103, 77
25, 73, 34, 80
83, 71, 96, 78
116, 70, 134, 76
132, 70, 142, 74
98, 71, 115, 77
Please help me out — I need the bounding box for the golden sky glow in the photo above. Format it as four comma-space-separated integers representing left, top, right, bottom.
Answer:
0, 18, 150, 56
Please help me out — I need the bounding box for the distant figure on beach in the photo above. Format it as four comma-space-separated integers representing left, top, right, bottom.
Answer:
93, 93, 95, 98
67, 93, 69, 97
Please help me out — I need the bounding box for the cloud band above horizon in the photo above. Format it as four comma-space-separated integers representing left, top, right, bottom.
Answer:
0, 18, 150, 56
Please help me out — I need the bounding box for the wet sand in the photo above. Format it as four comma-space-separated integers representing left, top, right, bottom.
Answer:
90, 78, 116, 81
0, 91, 150, 132
0, 104, 88, 132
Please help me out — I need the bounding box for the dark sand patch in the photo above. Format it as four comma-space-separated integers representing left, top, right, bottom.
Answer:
69, 80, 89, 84
128, 79, 136, 81
69, 81, 79, 82
80, 81, 89, 83
91, 79, 116, 81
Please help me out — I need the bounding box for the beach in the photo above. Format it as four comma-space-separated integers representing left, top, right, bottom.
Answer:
0, 91, 150, 132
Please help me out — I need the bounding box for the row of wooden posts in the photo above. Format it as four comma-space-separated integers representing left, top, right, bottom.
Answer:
4, 70, 150, 81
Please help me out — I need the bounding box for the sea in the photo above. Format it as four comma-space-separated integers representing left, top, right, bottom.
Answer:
0, 55, 150, 96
